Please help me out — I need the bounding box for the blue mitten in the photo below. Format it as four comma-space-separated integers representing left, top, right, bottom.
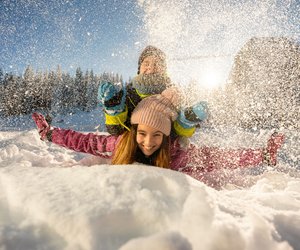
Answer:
177, 101, 209, 128
190, 101, 208, 121
98, 81, 126, 115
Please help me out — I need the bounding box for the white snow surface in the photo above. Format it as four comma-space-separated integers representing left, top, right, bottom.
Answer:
0, 109, 300, 250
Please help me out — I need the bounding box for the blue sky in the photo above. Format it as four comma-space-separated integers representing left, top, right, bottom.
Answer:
0, 0, 146, 79
1, 0, 299, 84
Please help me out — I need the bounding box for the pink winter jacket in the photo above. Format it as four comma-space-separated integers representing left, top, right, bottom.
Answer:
51, 128, 189, 170
51, 128, 264, 183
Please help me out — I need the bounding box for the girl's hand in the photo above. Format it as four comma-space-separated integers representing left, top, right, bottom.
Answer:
32, 112, 51, 141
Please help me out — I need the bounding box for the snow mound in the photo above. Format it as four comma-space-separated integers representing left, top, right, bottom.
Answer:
1, 157, 299, 249
0, 124, 299, 250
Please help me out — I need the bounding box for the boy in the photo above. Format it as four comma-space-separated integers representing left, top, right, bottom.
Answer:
98, 45, 208, 138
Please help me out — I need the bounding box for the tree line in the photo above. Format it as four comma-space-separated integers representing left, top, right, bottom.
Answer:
0, 66, 124, 117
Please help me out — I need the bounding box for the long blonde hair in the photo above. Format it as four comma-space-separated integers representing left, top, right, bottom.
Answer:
111, 125, 170, 168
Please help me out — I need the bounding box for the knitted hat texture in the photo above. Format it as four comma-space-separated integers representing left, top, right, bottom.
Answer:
131, 88, 180, 136
132, 73, 171, 95
137, 45, 167, 74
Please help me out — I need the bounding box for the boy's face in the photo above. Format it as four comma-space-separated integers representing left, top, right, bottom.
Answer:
139, 56, 164, 75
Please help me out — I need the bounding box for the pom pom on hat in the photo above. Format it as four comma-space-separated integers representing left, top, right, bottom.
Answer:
161, 87, 182, 109
131, 88, 181, 136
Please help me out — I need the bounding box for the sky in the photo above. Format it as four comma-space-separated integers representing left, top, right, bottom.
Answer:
0, 109, 299, 250
0, 0, 146, 79
1, 0, 300, 85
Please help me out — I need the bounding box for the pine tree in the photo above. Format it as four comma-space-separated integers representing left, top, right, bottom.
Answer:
0, 66, 128, 117
74, 67, 83, 108
90, 70, 99, 109
22, 65, 35, 114
33, 70, 44, 110
42, 70, 53, 111
51, 66, 64, 114
0, 69, 5, 115
0, 68, 4, 85
2, 73, 22, 116
61, 72, 74, 111
84, 69, 99, 111
81, 70, 89, 111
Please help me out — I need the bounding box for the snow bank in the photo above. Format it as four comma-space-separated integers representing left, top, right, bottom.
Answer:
0, 129, 299, 250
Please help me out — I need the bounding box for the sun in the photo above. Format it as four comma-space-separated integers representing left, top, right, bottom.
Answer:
182, 58, 232, 90
192, 63, 228, 90
199, 69, 224, 89
169, 58, 232, 90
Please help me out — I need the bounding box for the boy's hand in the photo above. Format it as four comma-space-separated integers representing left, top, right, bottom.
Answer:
177, 101, 209, 128
185, 101, 209, 122
98, 81, 126, 115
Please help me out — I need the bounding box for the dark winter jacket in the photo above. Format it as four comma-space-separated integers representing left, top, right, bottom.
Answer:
105, 83, 142, 135
104, 83, 198, 138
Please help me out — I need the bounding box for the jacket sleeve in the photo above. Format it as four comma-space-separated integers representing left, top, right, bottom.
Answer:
105, 85, 142, 135
51, 128, 119, 158
173, 120, 196, 137
169, 138, 189, 170
170, 139, 264, 180
105, 108, 129, 135
169, 140, 216, 183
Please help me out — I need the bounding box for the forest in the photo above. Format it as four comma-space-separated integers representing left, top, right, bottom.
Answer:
0, 66, 125, 117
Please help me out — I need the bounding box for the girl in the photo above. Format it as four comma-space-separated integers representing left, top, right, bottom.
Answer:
32, 89, 284, 183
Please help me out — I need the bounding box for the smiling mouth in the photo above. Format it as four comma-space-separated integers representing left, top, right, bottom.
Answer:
143, 146, 154, 150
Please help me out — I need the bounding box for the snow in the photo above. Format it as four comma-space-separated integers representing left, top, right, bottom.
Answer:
138, 0, 300, 88
0, 110, 299, 250
2, 0, 299, 248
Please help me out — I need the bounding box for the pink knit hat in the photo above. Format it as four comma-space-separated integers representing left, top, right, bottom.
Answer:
131, 87, 181, 136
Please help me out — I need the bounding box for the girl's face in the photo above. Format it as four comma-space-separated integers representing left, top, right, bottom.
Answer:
136, 124, 164, 156
139, 56, 164, 75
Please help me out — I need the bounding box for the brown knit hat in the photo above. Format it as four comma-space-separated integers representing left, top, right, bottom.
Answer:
137, 45, 167, 74
131, 87, 180, 136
